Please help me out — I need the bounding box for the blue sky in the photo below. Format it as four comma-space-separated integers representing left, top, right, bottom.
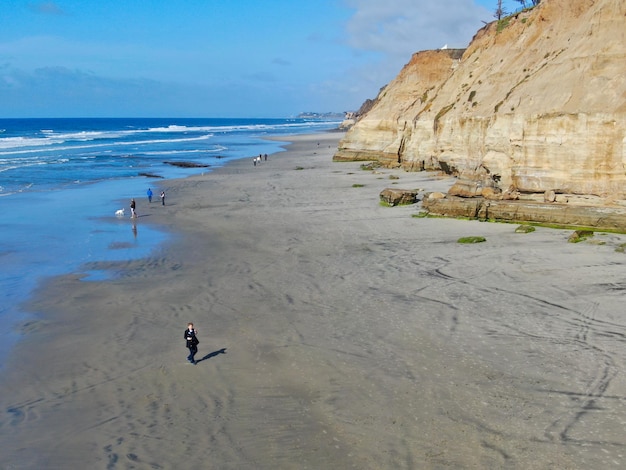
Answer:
0, 0, 522, 118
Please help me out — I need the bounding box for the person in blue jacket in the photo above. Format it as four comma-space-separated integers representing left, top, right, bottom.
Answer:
184, 323, 199, 364
147, 188, 153, 203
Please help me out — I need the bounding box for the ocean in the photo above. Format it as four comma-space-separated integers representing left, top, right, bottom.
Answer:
0, 117, 341, 365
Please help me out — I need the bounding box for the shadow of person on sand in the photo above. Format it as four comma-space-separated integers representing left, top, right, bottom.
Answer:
196, 348, 227, 364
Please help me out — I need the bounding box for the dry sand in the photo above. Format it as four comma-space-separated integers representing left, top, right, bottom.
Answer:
2, 132, 626, 469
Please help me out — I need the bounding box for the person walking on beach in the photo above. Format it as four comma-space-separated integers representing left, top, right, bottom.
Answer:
130, 198, 137, 218
160, 190, 165, 205
184, 323, 199, 364
147, 188, 153, 203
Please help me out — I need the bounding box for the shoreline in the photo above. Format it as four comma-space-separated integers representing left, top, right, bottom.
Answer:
2, 132, 626, 468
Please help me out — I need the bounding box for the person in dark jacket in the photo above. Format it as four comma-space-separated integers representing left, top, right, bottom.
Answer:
184, 322, 199, 364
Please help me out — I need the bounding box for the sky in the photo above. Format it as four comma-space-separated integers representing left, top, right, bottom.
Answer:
0, 0, 523, 118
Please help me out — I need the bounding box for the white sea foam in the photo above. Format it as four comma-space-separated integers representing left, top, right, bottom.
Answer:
0, 134, 214, 156
146, 125, 193, 132
0, 181, 33, 195
0, 119, 339, 152
142, 146, 225, 156
143, 121, 339, 134
0, 136, 65, 150
50, 130, 110, 141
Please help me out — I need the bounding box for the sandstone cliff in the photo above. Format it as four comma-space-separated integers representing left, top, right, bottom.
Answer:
334, 0, 626, 229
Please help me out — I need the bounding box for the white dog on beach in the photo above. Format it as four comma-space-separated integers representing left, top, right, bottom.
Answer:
115, 208, 125, 217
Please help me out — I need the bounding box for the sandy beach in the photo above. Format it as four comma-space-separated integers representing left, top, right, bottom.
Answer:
2, 132, 626, 469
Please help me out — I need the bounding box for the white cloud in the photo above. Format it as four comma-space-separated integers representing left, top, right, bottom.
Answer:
343, 0, 489, 59
0, 35, 199, 83
329, 0, 493, 108
272, 58, 291, 66
28, 1, 65, 15
1, 0, 505, 116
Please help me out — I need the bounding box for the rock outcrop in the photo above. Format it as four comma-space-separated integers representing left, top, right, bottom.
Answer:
379, 188, 419, 206
334, 0, 626, 230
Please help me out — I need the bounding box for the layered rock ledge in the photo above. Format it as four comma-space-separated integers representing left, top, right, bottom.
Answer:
422, 195, 626, 231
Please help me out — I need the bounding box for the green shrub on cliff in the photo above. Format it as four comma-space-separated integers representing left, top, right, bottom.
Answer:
496, 18, 510, 32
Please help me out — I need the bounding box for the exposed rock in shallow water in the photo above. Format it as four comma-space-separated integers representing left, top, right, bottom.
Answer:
164, 161, 210, 168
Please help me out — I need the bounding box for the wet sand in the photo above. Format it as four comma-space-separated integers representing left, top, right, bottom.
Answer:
2, 132, 626, 469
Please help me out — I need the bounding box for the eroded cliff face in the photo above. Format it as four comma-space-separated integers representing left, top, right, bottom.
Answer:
335, 0, 626, 216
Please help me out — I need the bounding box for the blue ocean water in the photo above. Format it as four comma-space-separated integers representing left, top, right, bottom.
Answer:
0, 117, 340, 366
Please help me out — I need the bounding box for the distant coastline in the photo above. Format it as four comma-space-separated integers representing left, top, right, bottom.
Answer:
296, 111, 347, 120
